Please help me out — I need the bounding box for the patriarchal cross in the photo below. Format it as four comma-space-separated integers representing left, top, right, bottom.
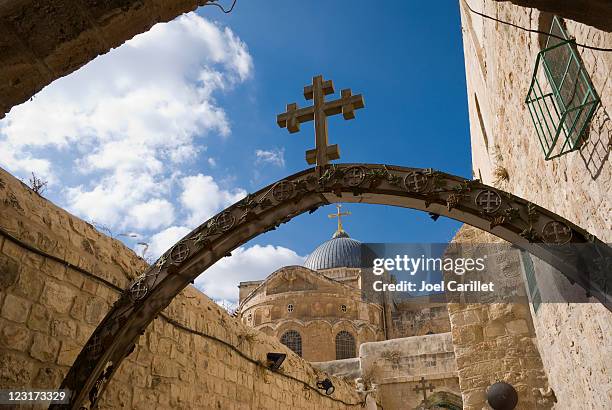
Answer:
277, 75, 365, 166
414, 376, 435, 403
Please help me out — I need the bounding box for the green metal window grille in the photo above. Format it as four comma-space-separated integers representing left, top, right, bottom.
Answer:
525, 16, 600, 160
520, 250, 541, 313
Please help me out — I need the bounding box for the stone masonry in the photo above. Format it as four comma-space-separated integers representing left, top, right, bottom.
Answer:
460, 1, 611, 408
0, 165, 365, 409
448, 226, 554, 410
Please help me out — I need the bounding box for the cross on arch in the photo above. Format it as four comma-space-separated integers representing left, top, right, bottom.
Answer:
277, 75, 365, 166
543, 221, 572, 244
476, 189, 502, 213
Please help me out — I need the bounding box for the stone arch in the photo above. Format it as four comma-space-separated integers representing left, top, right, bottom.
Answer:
422, 390, 463, 410
54, 163, 611, 409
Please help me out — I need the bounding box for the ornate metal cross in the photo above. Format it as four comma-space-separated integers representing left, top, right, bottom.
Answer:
277, 75, 365, 166
414, 376, 435, 403
328, 204, 351, 233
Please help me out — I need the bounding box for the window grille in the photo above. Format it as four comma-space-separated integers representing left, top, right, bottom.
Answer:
526, 16, 600, 160
520, 251, 541, 313
340, 304, 347, 313
280, 330, 302, 356
287, 304, 294, 312
335, 331, 356, 359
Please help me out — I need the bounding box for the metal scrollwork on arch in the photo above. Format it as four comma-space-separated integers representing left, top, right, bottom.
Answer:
54, 163, 612, 409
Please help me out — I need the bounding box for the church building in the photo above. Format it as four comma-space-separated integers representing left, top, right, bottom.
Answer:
237, 206, 451, 362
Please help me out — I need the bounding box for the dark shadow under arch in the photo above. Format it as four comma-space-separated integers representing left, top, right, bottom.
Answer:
53, 163, 611, 409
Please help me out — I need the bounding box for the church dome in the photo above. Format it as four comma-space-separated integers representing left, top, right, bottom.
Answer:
304, 232, 362, 270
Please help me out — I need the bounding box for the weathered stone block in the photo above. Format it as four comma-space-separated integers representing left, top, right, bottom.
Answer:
32, 366, 65, 389
40, 258, 66, 280
70, 294, 88, 321
12, 265, 44, 301
1, 293, 31, 323
50, 317, 77, 339
0, 320, 31, 351
30, 332, 60, 362
40, 280, 74, 314
1, 239, 23, 261
506, 319, 529, 335
0, 254, 19, 290
0, 351, 36, 387
81, 277, 98, 295
151, 355, 179, 378
27, 303, 51, 333
84, 296, 108, 325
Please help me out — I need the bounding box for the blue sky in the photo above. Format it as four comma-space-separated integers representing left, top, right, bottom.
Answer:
202, 0, 470, 249
0, 1, 470, 304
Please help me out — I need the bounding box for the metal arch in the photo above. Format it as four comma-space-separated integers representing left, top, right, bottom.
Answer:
53, 163, 611, 409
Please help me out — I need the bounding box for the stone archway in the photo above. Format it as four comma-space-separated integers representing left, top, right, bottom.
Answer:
54, 163, 611, 409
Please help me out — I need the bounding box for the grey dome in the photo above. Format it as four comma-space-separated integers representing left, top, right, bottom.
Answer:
304, 233, 362, 270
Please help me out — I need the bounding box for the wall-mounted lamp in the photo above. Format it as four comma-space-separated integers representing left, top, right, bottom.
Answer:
316, 378, 335, 395
265, 352, 286, 371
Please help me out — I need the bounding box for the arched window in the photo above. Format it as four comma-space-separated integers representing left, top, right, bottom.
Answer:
280, 330, 302, 357
335, 331, 355, 359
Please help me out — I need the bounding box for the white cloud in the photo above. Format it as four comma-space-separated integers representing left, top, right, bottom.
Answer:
180, 173, 246, 227
194, 245, 306, 303
0, 13, 253, 235
148, 225, 192, 258
255, 148, 285, 167
129, 199, 175, 230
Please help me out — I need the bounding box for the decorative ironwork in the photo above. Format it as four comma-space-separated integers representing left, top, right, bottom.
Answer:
344, 166, 366, 187
216, 211, 235, 232
170, 243, 190, 264
542, 220, 573, 244
404, 171, 429, 192
191, 232, 210, 249
86, 335, 103, 358
475, 189, 502, 214
129, 278, 148, 301
272, 181, 295, 202
446, 193, 463, 211
155, 254, 168, 272
490, 208, 520, 229
520, 227, 539, 242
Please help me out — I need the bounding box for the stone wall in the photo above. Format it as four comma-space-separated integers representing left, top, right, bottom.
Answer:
447, 226, 553, 409
0, 165, 366, 409
389, 301, 451, 338
460, 1, 611, 408
359, 333, 460, 410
